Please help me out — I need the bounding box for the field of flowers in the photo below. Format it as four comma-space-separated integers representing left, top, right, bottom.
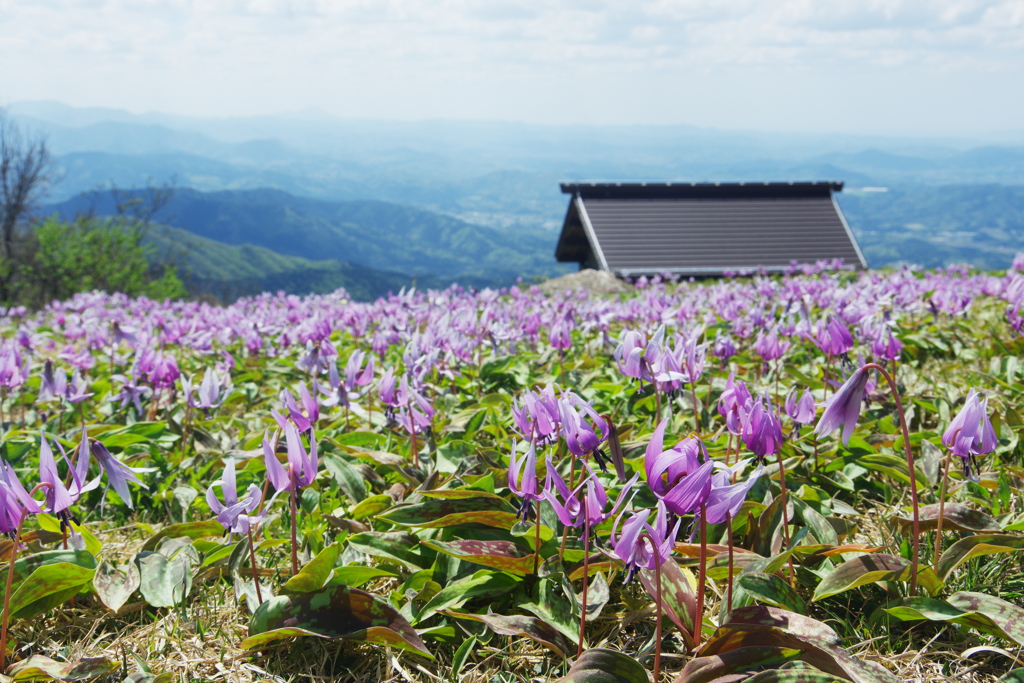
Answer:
1, 261, 1024, 683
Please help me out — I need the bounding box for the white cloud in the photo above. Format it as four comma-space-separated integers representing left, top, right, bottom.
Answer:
0, 0, 1022, 134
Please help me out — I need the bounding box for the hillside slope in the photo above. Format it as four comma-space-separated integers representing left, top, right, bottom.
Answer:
47, 188, 568, 283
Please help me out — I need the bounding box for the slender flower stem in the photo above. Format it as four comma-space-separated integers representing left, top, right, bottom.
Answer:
727, 513, 734, 614
1, 483, 52, 672
639, 533, 663, 682
289, 487, 299, 576
690, 382, 700, 433
533, 499, 542, 577
558, 455, 577, 562
934, 448, 954, 569
578, 497, 590, 658
862, 363, 920, 596
653, 381, 662, 426
775, 452, 795, 586
694, 505, 707, 649
246, 526, 264, 606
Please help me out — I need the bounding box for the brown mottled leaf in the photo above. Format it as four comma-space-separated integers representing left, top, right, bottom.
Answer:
558, 648, 648, 682
640, 556, 696, 649
377, 495, 518, 530
346, 531, 432, 569
937, 535, 1024, 580
673, 646, 805, 683
812, 554, 941, 601
420, 539, 534, 576
700, 606, 898, 683
242, 584, 432, 659
7, 655, 118, 681
737, 573, 806, 614
441, 609, 573, 656
896, 504, 1001, 534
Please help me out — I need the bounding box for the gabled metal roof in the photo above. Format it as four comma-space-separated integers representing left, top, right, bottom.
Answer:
555, 181, 867, 276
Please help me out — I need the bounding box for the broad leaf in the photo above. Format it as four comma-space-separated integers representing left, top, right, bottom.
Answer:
813, 554, 940, 601
347, 531, 431, 570
639, 555, 697, 646
521, 576, 580, 643
895, 503, 1001, 534
93, 561, 141, 613
441, 609, 573, 657
418, 570, 519, 621
738, 573, 805, 614
6, 562, 96, 619
6, 655, 118, 681
674, 646, 806, 683
242, 584, 433, 659
936, 535, 1024, 580
376, 495, 518, 530
282, 543, 340, 594
141, 520, 224, 552
558, 648, 649, 683
420, 539, 534, 576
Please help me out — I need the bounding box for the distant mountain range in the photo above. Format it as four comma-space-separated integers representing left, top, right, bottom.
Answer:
13, 100, 1024, 294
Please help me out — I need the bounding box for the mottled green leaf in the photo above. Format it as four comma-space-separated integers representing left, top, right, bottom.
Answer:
420, 539, 534, 576
242, 584, 432, 659
324, 454, 367, 503
639, 556, 696, 644
937, 535, 1024, 580
419, 570, 519, 621
701, 606, 898, 683
377, 495, 518, 530
136, 551, 194, 608
141, 520, 224, 552
327, 566, 397, 588
7, 655, 119, 681
347, 531, 431, 570
857, 453, 929, 488
350, 494, 393, 520
738, 572, 806, 614
521, 576, 580, 643
812, 554, 941, 601
6, 561, 96, 619
451, 635, 477, 679
557, 648, 648, 682
674, 646, 806, 683
895, 503, 1001, 534
93, 561, 140, 613
441, 609, 573, 657
283, 543, 340, 594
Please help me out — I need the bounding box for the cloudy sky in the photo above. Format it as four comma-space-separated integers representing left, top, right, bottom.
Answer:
1, 0, 1022, 136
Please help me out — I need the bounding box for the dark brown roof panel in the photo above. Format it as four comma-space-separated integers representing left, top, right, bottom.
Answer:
557, 183, 866, 275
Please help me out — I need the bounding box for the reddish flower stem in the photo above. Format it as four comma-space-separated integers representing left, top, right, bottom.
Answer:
289, 487, 299, 576
775, 452, 796, 586
578, 497, 590, 658
2, 483, 53, 672
727, 513, 734, 614
862, 362, 920, 596
935, 449, 954, 570
534, 499, 542, 577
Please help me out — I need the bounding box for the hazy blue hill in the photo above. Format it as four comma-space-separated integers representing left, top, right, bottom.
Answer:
44, 187, 569, 285
144, 224, 473, 301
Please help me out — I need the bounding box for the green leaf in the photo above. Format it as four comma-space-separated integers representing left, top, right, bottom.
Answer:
6, 561, 96, 619
7, 655, 119, 681
418, 570, 519, 621
451, 635, 477, 680
327, 566, 397, 588
324, 454, 367, 503
936, 535, 1024, 580
420, 539, 534, 576
738, 573, 806, 614
441, 609, 573, 657
93, 561, 140, 613
812, 554, 941, 601
136, 550, 194, 608
857, 453, 929, 488
885, 592, 1024, 645
242, 584, 433, 659
333, 431, 386, 448
347, 532, 432, 570
520, 577, 580, 643
283, 543, 340, 594
350, 494, 393, 520
557, 648, 649, 683
141, 520, 225, 552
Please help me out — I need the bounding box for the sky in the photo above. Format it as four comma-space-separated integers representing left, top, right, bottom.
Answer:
1, 0, 1023, 137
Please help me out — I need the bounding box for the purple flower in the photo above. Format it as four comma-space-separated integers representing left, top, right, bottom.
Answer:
0, 460, 42, 537
263, 423, 319, 494
814, 367, 872, 446
814, 316, 854, 357
185, 370, 228, 411
206, 458, 265, 534
38, 431, 78, 531
282, 383, 319, 432
558, 392, 609, 463
89, 436, 149, 509
615, 325, 664, 384
512, 386, 561, 446
545, 459, 638, 531
718, 371, 752, 436
508, 441, 542, 518
741, 396, 784, 460
942, 389, 997, 482
754, 328, 790, 362
713, 331, 736, 360
610, 501, 680, 583
871, 327, 903, 362
784, 388, 817, 426
703, 460, 764, 525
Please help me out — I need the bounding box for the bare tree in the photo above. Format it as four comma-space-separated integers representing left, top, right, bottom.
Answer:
0, 110, 55, 299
